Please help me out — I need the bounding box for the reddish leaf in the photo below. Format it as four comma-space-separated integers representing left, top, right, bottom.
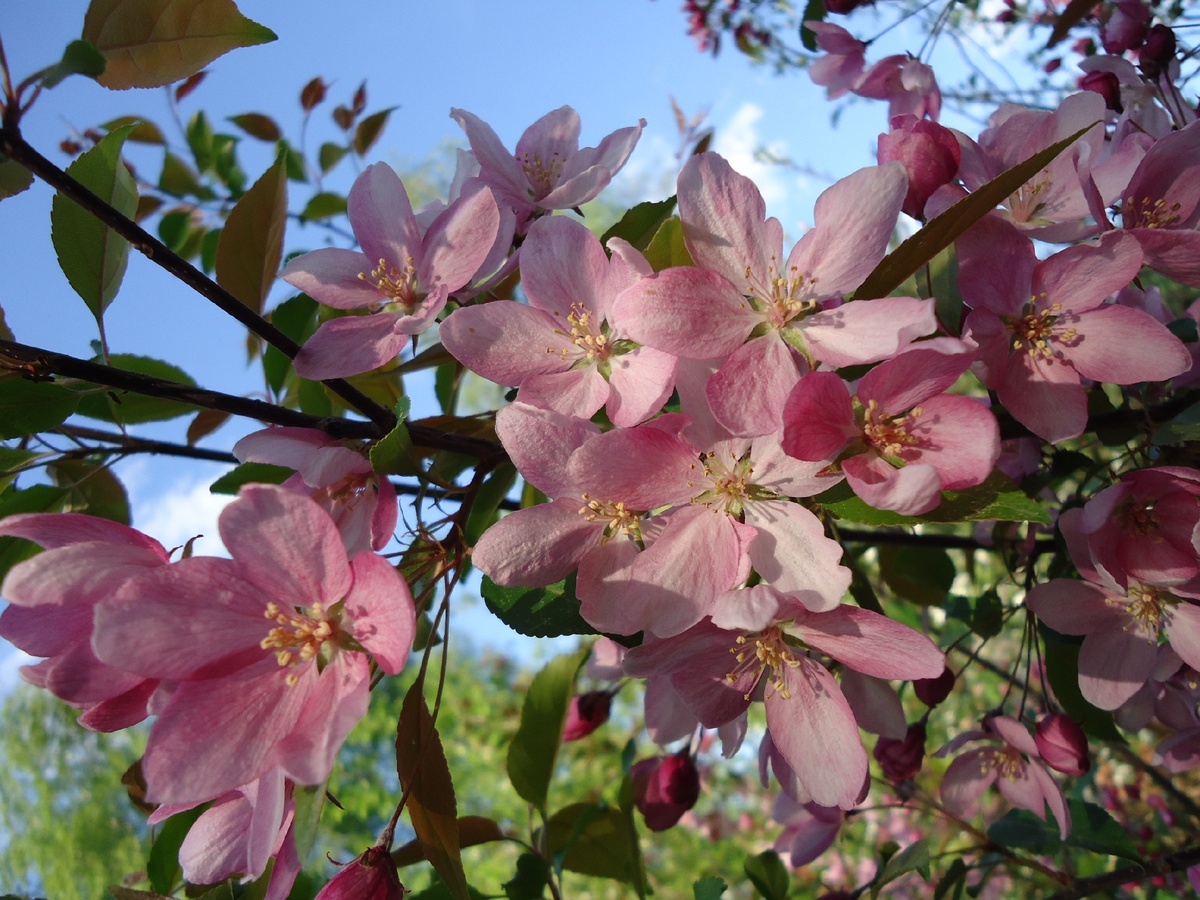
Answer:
391, 816, 505, 867
228, 113, 282, 142
354, 107, 396, 156
396, 676, 470, 900
214, 157, 287, 315
186, 408, 230, 444
352, 81, 368, 115
300, 76, 327, 111
173, 71, 206, 101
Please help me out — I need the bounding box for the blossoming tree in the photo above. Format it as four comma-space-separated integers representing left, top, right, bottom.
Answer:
3, 0, 1200, 897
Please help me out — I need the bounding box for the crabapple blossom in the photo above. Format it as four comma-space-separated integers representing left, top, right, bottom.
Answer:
631, 750, 701, 831
439, 215, 676, 426
940, 715, 1072, 839
450, 105, 644, 228
878, 115, 961, 219
314, 845, 406, 900
0, 512, 168, 731
1035, 714, 1091, 776
91, 485, 416, 803
282, 163, 501, 379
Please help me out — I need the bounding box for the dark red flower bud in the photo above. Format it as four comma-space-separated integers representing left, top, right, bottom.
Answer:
996, 10, 1016, 23
1102, 0, 1151, 54
873, 720, 927, 783
1140, 24, 1177, 78
913, 665, 956, 707
1035, 713, 1091, 776
1079, 71, 1124, 113
631, 751, 701, 831
824, 0, 873, 15
315, 845, 405, 900
562, 691, 612, 741
877, 116, 961, 220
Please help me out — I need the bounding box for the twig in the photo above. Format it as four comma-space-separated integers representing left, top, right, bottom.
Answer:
1047, 843, 1200, 899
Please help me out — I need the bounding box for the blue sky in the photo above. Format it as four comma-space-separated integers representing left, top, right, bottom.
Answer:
0, 0, 1001, 677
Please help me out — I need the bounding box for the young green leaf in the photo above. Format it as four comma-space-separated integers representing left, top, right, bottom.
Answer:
215, 158, 288, 315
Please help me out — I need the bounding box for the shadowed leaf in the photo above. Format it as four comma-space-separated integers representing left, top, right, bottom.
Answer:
215, 157, 287, 315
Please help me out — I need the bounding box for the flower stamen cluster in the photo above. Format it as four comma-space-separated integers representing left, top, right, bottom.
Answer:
359, 255, 419, 310
261, 601, 335, 678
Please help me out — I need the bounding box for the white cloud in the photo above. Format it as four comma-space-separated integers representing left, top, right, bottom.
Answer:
121, 458, 233, 557
713, 102, 793, 208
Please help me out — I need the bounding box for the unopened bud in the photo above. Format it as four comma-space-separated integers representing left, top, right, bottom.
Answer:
631, 751, 701, 831
314, 845, 405, 900
1140, 24, 1177, 78
913, 666, 955, 707
878, 116, 961, 221
563, 691, 612, 741
1079, 71, 1123, 113
874, 720, 927, 783
1035, 713, 1091, 776
1102, 0, 1151, 54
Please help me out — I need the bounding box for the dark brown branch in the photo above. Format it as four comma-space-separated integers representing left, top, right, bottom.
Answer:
57, 425, 238, 465
0, 123, 394, 432
1, 339, 505, 462
1047, 844, 1200, 900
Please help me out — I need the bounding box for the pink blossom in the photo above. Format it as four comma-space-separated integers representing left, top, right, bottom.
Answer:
91, 485, 416, 803
874, 720, 927, 783
878, 115, 961, 220
940, 716, 1071, 839
772, 794, 844, 867
853, 56, 942, 121
562, 691, 612, 741
0, 512, 168, 731
782, 344, 999, 516
283, 163, 501, 379
233, 426, 397, 555
806, 22, 867, 99
439, 215, 676, 426
958, 220, 1189, 443
1035, 714, 1091, 776
451, 106, 644, 227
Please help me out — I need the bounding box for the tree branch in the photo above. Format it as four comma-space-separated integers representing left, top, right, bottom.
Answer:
1, 338, 505, 462
0, 122, 395, 432
1047, 844, 1200, 899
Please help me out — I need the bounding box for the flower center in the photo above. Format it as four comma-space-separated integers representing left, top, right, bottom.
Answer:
1122, 584, 1168, 637
359, 256, 420, 311
1008, 172, 1056, 223
579, 493, 642, 542
1123, 195, 1182, 229
861, 399, 922, 462
520, 150, 565, 199
1007, 298, 1076, 359
558, 302, 611, 362
727, 627, 800, 701
691, 451, 760, 516
261, 601, 334, 685
1117, 497, 1160, 537
982, 745, 1026, 780
750, 259, 819, 329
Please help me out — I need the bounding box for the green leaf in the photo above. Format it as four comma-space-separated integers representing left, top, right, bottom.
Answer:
694, 876, 728, 900
600, 197, 677, 252
0, 378, 80, 438
1152, 400, 1200, 445
209, 462, 292, 495
49, 459, 131, 523
397, 675, 470, 900
40, 39, 107, 88
83, 0, 277, 90
642, 216, 694, 272
353, 107, 396, 156
744, 850, 790, 900
0, 156, 34, 201
873, 839, 930, 896
147, 805, 205, 894
215, 157, 287, 316
0, 447, 39, 493
300, 191, 348, 222
290, 781, 327, 869
818, 470, 1050, 526
543, 802, 642, 885
879, 544, 956, 606
101, 116, 165, 144
933, 858, 967, 900
159, 151, 214, 200
263, 293, 318, 392
73, 354, 198, 424
464, 463, 516, 545
987, 801, 1139, 861
507, 648, 588, 813
853, 123, 1099, 302
1040, 628, 1123, 741
186, 110, 215, 173
369, 399, 418, 476
51, 124, 138, 319
318, 142, 349, 173
799, 0, 826, 50
482, 574, 595, 639
228, 113, 282, 142
502, 852, 550, 900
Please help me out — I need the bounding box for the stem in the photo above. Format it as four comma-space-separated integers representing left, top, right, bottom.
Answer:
1046, 843, 1200, 900
0, 122, 394, 432
1, 338, 505, 461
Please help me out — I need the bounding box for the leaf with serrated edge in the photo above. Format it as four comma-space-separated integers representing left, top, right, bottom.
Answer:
397, 675, 469, 900
507, 648, 588, 813
51, 124, 138, 318
215, 157, 287, 315
83, 0, 277, 90
853, 123, 1097, 302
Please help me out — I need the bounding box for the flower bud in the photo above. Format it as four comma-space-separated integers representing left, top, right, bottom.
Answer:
563, 691, 612, 742
824, 0, 873, 15
1102, 0, 1151, 54
873, 720, 927, 783
315, 845, 405, 900
1079, 71, 1124, 113
877, 116, 960, 220
913, 666, 956, 707
631, 751, 701, 831
1140, 24, 1177, 78
1035, 713, 1091, 776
